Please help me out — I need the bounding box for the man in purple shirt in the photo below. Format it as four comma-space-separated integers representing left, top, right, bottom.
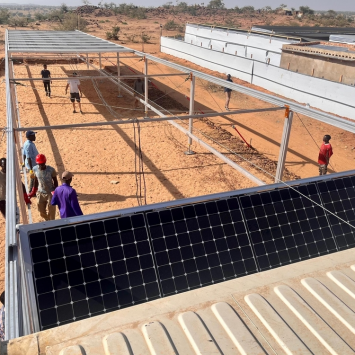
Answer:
51, 171, 83, 218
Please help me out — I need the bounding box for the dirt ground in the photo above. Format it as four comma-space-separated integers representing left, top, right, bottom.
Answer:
0, 17, 355, 294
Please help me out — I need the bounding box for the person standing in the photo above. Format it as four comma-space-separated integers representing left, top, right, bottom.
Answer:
28, 154, 58, 221
0, 158, 31, 219
51, 171, 83, 219
0, 291, 5, 341
224, 74, 233, 111
133, 77, 144, 108
65, 72, 83, 114
318, 135, 333, 175
22, 130, 39, 191
41, 64, 52, 97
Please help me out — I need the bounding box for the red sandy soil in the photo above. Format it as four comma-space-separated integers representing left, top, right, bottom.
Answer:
0, 16, 355, 293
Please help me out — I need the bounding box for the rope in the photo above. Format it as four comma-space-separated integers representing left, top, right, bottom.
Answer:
232, 125, 252, 148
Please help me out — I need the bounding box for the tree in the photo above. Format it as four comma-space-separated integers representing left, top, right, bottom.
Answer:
299, 6, 314, 15
0, 8, 11, 24
327, 10, 337, 18
207, 0, 225, 9
240, 6, 254, 13
82, 0, 91, 5
279, 3, 287, 8
60, 3, 68, 13
56, 13, 88, 31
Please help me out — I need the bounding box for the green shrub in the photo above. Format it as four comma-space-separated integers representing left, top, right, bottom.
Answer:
106, 26, 120, 40
140, 32, 151, 43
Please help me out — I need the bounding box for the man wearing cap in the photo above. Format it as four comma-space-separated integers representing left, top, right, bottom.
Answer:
22, 131, 39, 191
28, 154, 58, 221
51, 171, 83, 218
65, 72, 83, 114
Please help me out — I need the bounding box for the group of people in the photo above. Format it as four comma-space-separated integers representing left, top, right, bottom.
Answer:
41, 64, 83, 114
21, 131, 83, 221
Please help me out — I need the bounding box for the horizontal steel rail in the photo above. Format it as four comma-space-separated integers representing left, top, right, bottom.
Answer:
11, 73, 189, 81
15, 107, 284, 131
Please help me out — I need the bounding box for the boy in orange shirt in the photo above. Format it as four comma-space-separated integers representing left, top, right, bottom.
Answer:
318, 135, 333, 175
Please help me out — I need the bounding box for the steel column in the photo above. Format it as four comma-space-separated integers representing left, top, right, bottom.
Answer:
99, 53, 102, 69
4, 29, 19, 340
117, 52, 122, 97
86, 53, 89, 70
144, 57, 148, 117
275, 110, 294, 183
185, 74, 196, 155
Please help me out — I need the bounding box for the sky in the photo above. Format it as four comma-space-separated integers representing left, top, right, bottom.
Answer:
1, 0, 354, 11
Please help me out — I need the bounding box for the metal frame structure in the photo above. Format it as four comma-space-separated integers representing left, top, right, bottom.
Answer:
4, 29, 355, 340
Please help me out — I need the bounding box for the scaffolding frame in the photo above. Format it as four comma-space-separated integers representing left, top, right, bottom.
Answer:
5, 29, 355, 340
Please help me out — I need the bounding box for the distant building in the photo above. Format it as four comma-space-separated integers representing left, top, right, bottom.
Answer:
280, 41, 355, 85
283, 8, 293, 16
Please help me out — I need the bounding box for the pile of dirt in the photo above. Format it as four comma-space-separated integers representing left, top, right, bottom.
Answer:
201, 118, 301, 182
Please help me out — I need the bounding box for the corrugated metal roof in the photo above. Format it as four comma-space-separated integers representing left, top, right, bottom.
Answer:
6, 247, 355, 354
7, 30, 133, 53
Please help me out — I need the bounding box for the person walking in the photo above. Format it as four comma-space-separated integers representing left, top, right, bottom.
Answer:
0, 158, 31, 219
65, 72, 83, 114
51, 171, 83, 219
28, 154, 58, 221
318, 134, 333, 175
224, 74, 233, 111
133, 77, 144, 108
41, 64, 52, 97
22, 130, 39, 191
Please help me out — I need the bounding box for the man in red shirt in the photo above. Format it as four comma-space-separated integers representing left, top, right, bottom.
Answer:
318, 135, 333, 175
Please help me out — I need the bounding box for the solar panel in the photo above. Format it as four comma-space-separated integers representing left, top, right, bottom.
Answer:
24, 172, 355, 331
240, 182, 337, 271
146, 198, 258, 296
317, 176, 355, 250
29, 214, 161, 330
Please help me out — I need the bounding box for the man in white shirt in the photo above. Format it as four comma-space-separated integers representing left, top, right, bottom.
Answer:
65, 72, 83, 113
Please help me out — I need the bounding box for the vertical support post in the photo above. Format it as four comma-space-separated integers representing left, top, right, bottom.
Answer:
99, 53, 102, 70
275, 108, 293, 183
86, 53, 89, 70
185, 73, 196, 155
144, 57, 148, 117
117, 52, 122, 98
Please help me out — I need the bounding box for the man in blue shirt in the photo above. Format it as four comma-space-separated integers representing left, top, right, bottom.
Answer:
22, 130, 39, 191
51, 171, 83, 218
